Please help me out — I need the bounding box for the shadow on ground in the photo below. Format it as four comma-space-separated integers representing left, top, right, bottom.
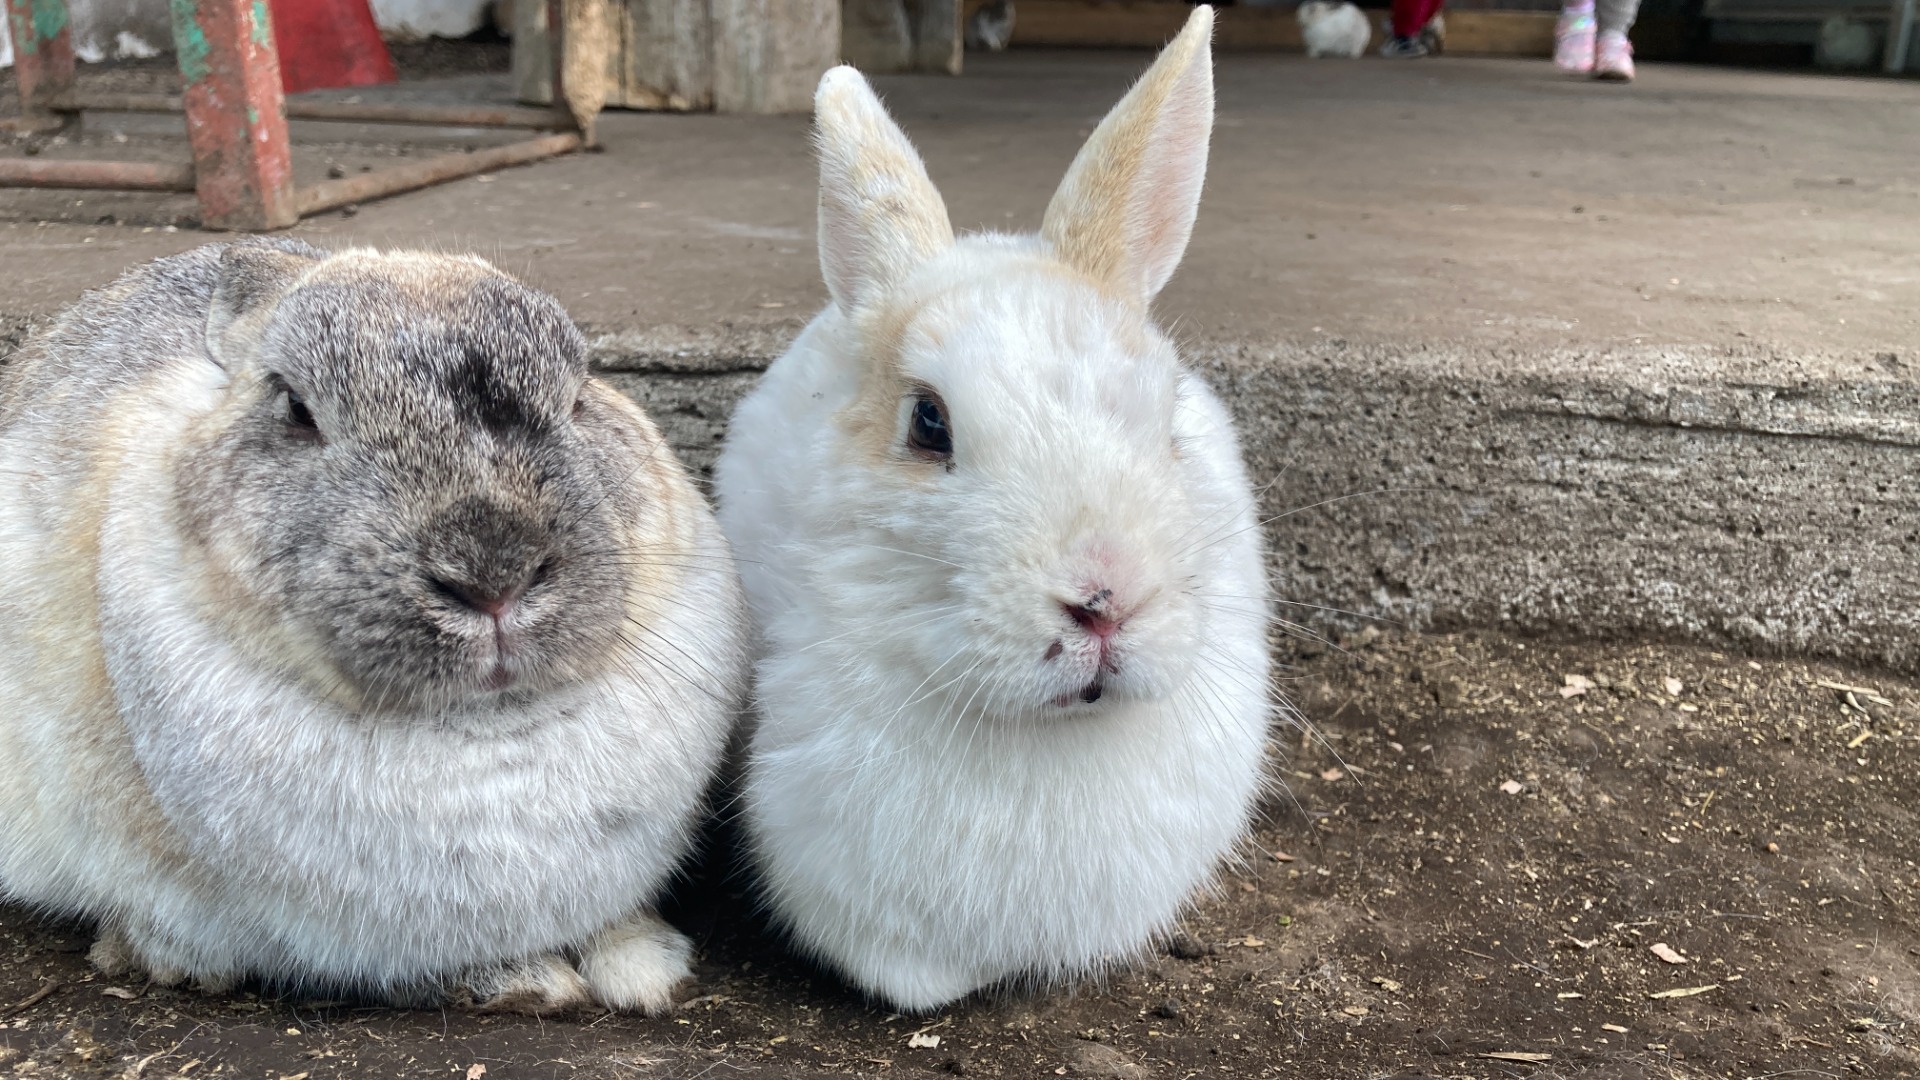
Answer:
2, 630, 1914, 1078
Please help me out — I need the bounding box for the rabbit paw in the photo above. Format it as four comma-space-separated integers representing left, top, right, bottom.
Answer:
89, 923, 188, 987
463, 953, 594, 1015
575, 912, 693, 1014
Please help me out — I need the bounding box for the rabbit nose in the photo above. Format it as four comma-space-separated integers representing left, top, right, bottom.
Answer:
431, 576, 527, 620
1062, 589, 1123, 640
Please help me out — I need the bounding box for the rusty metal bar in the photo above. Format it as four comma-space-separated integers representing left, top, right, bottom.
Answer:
0, 158, 197, 191
173, 0, 297, 229
295, 132, 582, 216
289, 100, 575, 129
68, 92, 574, 131
5, 0, 77, 131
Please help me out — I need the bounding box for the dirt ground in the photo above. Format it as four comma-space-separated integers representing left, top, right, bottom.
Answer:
2, 628, 1914, 1079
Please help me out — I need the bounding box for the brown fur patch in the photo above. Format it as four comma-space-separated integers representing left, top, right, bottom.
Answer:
833, 301, 924, 474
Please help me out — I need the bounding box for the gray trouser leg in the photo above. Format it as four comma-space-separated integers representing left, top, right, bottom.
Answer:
1596, 0, 1641, 35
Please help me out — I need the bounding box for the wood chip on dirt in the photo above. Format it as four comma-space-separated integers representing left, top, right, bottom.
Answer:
1650, 984, 1720, 999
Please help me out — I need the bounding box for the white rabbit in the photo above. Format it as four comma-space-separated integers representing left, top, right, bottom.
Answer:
966, 0, 1015, 51
1297, 0, 1371, 58
0, 239, 749, 1013
713, 6, 1273, 1012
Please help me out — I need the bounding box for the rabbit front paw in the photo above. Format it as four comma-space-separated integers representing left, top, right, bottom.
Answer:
462, 953, 595, 1015
575, 911, 694, 1014
88, 922, 238, 991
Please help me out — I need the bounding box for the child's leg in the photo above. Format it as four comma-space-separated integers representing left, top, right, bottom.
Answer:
1596, 0, 1641, 34
1390, 0, 1440, 39
1594, 0, 1639, 78
1555, 0, 1597, 71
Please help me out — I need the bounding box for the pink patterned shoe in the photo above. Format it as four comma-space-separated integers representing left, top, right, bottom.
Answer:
1554, 4, 1596, 73
1594, 29, 1635, 81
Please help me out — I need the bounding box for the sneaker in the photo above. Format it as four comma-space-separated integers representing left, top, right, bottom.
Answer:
1420, 13, 1446, 53
1554, 5, 1596, 73
1594, 29, 1635, 80
1379, 35, 1430, 57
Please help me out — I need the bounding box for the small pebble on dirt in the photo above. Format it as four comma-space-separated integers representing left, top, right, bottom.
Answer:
1165, 932, 1213, 960
1063, 1040, 1153, 1079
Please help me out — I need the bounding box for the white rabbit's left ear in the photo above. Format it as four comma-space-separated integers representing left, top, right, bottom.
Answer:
813, 66, 954, 312
1041, 6, 1214, 304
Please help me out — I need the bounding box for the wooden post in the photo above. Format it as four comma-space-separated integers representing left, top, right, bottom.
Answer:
514, 0, 710, 112
842, 0, 960, 73
171, 0, 298, 229
907, 0, 961, 73
712, 0, 839, 113
4, 0, 77, 132
843, 0, 913, 71
514, 0, 834, 114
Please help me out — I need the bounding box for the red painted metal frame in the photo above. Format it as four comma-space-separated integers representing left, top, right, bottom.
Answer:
171, 0, 299, 229
3, 0, 77, 133
0, 0, 579, 228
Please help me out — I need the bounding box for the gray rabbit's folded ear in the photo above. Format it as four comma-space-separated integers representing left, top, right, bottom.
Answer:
206, 241, 322, 370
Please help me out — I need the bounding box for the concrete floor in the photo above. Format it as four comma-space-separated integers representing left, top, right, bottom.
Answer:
3, 52, 1918, 668
4, 53, 1918, 350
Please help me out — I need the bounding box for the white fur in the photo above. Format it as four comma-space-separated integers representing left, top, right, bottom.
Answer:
1298, 1, 1370, 59
714, 7, 1273, 1013
0, 256, 747, 1008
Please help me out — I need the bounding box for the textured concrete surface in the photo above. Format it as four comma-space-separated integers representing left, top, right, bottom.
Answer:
3, 53, 1917, 668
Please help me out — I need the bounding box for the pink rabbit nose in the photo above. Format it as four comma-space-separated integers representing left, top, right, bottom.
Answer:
434, 578, 526, 621
1063, 589, 1123, 641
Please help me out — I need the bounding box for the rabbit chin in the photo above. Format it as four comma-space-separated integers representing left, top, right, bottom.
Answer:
831, 597, 1203, 726
1031, 613, 1202, 715
311, 617, 590, 715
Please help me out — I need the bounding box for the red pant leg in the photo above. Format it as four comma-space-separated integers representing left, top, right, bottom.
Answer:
1391, 0, 1443, 38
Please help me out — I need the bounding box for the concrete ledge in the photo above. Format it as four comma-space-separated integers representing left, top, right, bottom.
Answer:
589, 327, 1920, 673
5, 54, 1915, 673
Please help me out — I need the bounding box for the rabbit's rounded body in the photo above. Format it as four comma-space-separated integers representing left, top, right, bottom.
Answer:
726, 277, 1268, 1009
1298, 0, 1371, 58
716, 10, 1273, 1012
0, 242, 747, 1006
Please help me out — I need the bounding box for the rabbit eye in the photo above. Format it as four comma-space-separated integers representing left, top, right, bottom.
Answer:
283, 389, 321, 440
907, 392, 952, 462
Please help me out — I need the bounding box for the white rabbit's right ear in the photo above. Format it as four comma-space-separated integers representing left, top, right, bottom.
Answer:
1041, 6, 1214, 305
813, 66, 954, 312
206, 242, 315, 370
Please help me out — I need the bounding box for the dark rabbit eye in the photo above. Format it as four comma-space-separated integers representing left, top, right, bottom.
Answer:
283, 389, 321, 439
907, 393, 952, 462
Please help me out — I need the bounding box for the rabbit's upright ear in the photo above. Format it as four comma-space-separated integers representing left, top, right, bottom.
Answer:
206, 242, 316, 370
813, 66, 954, 312
1041, 6, 1214, 305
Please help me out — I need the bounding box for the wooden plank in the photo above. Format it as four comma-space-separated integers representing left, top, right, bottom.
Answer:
711, 0, 839, 113
843, 0, 961, 73
1442, 10, 1554, 55
843, 0, 916, 70
981, 0, 1306, 49
964, 0, 1561, 56
514, 0, 737, 112
619, 0, 714, 109
171, 0, 298, 229
909, 0, 964, 72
